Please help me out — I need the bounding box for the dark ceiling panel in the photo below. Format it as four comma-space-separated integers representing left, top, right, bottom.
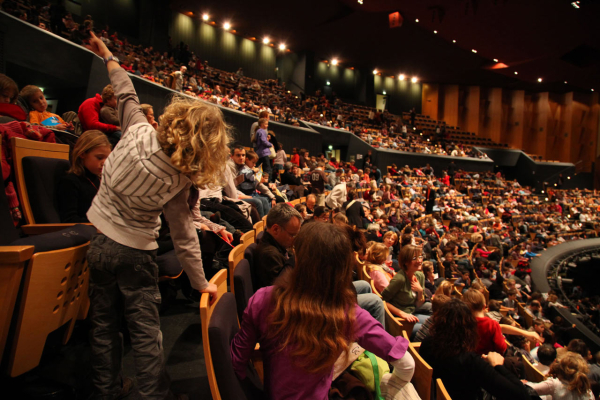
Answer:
170, 0, 600, 93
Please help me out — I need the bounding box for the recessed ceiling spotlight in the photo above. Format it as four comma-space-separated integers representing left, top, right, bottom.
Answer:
415, 19, 419, 23
493, 59, 499, 62
223, 22, 231, 30
383, 90, 386, 95
332, 58, 338, 66
411, 77, 418, 83
263, 37, 270, 44
571, 1, 581, 9
592, 89, 595, 92
358, 0, 363, 4
471, 49, 477, 53
373, 69, 378, 75
279, 43, 286, 50
564, 81, 568, 84
433, 30, 438, 34
514, 71, 518, 75
202, 13, 209, 21
452, 40, 456, 43
399, 74, 405, 81
538, 78, 543, 82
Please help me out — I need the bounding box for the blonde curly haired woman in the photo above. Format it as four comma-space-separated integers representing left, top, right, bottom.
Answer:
84, 33, 231, 399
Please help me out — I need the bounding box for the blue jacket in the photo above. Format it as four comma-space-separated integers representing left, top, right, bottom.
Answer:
254, 128, 272, 158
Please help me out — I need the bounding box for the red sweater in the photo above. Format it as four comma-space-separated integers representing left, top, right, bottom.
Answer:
78, 94, 119, 133
475, 317, 507, 355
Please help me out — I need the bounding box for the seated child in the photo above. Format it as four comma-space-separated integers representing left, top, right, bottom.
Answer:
367, 242, 395, 293
99, 85, 119, 127
19, 85, 73, 131
57, 130, 111, 222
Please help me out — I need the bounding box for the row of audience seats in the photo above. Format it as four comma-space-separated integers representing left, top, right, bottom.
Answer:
0, 136, 186, 378
0, 138, 96, 377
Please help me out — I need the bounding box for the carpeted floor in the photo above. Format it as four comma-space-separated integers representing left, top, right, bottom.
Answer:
3, 290, 213, 400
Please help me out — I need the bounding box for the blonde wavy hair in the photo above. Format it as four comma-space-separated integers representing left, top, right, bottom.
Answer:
157, 97, 232, 188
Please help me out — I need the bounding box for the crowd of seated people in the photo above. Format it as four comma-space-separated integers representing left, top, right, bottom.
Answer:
1, 2, 489, 160
3, 5, 600, 399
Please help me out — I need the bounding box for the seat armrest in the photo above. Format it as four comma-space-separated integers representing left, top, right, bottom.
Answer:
21, 223, 95, 235
0, 246, 35, 263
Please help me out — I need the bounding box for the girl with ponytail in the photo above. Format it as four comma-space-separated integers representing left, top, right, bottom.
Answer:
527, 351, 594, 399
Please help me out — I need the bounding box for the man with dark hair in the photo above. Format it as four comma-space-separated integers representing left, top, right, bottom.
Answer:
254, 204, 303, 289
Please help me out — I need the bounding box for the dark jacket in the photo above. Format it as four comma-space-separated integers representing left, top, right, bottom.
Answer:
253, 231, 295, 290
420, 338, 530, 400
57, 169, 100, 223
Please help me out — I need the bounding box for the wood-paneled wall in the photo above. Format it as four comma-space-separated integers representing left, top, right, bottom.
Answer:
422, 84, 600, 172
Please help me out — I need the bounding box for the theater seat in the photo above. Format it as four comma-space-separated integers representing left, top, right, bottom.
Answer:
200, 270, 263, 400
233, 258, 254, 321
6, 240, 90, 377
156, 250, 184, 280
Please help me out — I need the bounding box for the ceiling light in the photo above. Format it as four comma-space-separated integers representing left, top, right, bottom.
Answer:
358, 0, 363, 4
326, 81, 330, 86
592, 88, 595, 92
373, 69, 378, 75
223, 22, 231, 30
564, 81, 568, 84
538, 78, 543, 82
411, 77, 418, 83
471, 49, 477, 53
202, 13, 209, 21
415, 19, 419, 23
433, 30, 438, 34
263, 37, 270, 44
567, 176, 571, 179
383, 90, 386, 95
279, 43, 286, 50
572, 1, 581, 9
399, 74, 405, 81
332, 58, 338, 66
493, 59, 499, 62
452, 40, 456, 43
514, 71, 518, 75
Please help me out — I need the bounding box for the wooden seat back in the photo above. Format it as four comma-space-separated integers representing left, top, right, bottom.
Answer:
521, 353, 545, 383
383, 302, 416, 339
0, 246, 34, 362
436, 378, 452, 400
407, 340, 433, 400
240, 230, 255, 246
7, 242, 89, 377
11, 137, 70, 225
228, 244, 245, 295
200, 269, 229, 400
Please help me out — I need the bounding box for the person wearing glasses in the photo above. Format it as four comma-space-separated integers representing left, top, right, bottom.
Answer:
253, 203, 303, 290
381, 244, 432, 338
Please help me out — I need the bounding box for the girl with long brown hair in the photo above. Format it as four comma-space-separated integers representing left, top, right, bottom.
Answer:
231, 222, 414, 399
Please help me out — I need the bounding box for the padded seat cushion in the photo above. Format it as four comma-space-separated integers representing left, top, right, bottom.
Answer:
156, 250, 182, 278
22, 156, 70, 223
11, 224, 96, 253
233, 259, 254, 321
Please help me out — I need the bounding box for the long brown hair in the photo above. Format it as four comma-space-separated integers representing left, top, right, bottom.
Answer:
429, 299, 479, 358
267, 223, 357, 374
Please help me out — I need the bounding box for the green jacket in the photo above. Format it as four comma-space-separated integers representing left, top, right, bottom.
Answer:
381, 269, 425, 314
